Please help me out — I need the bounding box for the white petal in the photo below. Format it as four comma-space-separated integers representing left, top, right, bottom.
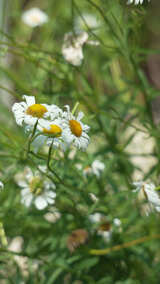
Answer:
77, 111, 84, 120
155, 206, 160, 212
15, 116, 24, 126
21, 188, 30, 196
46, 196, 55, 204
145, 188, 160, 207
17, 180, 28, 188
0, 181, 4, 189
24, 116, 37, 126
89, 213, 101, 223
21, 192, 33, 207
23, 95, 35, 106
35, 196, 48, 210
46, 191, 56, 199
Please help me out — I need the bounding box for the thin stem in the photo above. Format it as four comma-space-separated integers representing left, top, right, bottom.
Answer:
47, 140, 54, 170
26, 120, 38, 157
47, 142, 65, 184
89, 234, 160, 256
73, 0, 115, 50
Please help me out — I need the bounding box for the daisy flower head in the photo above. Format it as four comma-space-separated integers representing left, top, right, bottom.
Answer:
89, 213, 112, 240
62, 31, 99, 66
62, 31, 88, 66
37, 118, 66, 150
91, 160, 105, 177
22, 8, 48, 28
62, 105, 90, 151
12, 95, 61, 127
15, 167, 56, 210
133, 181, 160, 215
83, 160, 105, 178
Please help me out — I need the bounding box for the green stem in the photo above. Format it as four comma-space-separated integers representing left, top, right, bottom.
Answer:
47, 140, 65, 184
26, 120, 38, 158
0, 222, 8, 247
89, 234, 160, 256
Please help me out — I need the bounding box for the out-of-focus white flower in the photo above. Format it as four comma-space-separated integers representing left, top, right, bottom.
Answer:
22, 8, 48, 27
89, 213, 121, 241
8, 236, 28, 277
62, 31, 87, 66
62, 31, 99, 66
113, 218, 121, 227
8, 236, 24, 253
91, 160, 105, 177
83, 166, 92, 176
127, 0, 150, 4
15, 167, 56, 210
83, 160, 105, 178
75, 13, 100, 31
44, 211, 61, 223
0, 181, 4, 190
62, 105, 90, 150
62, 44, 83, 66
89, 213, 102, 223
133, 181, 160, 215
12, 95, 61, 127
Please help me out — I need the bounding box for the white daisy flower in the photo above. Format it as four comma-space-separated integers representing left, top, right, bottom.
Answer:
22, 8, 48, 28
127, 0, 150, 4
62, 31, 87, 66
62, 31, 99, 66
91, 160, 105, 177
133, 181, 160, 215
89, 213, 122, 240
83, 160, 105, 178
12, 95, 61, 127
113, 218, 121, 227
83, 166, 93, 176
44, 211, 61, 223
15, 167, 56, 210
89, 212, 102, 223
37, 118, 66, 150
0, 181, 4, 190
89, 213, 112, 240
62, 105, 90, 150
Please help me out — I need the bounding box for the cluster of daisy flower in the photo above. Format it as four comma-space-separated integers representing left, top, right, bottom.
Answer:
12, 95, 90, 151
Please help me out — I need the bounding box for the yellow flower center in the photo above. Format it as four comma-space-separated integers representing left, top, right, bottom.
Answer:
69, 120, 82, 137
43, 124, 62, 137
29, 176, 43, 195
26, 104, 47, 118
